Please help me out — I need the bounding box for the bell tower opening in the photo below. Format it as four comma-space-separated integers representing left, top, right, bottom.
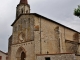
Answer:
21, 52, 26, 60
16, 0, 30, 18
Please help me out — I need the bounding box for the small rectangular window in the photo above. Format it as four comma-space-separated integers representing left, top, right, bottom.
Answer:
45, 57, 50, 60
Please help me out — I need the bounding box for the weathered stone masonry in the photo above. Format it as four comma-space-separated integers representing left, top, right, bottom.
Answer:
8, 0, 80, 60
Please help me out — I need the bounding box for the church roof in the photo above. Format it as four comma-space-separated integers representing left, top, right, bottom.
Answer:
11, 13, 80, 33
20, 0, 28, 4
0, 50, 8, 55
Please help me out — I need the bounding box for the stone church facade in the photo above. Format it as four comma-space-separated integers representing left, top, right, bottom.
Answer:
8, 0, 80, 60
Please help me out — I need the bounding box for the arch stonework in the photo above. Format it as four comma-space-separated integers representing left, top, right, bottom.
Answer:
16, 47, 26, 60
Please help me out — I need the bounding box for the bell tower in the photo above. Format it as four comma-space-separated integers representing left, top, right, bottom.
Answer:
16, 0, 30, 18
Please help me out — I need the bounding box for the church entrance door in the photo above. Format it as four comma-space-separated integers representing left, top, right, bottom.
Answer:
16, 47, 26, 60
21, 52, 26, 60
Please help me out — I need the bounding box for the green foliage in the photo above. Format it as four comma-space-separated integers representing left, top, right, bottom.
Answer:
74, 5, 80, 18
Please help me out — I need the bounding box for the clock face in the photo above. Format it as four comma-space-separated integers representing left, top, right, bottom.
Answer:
18, 32, 25, 41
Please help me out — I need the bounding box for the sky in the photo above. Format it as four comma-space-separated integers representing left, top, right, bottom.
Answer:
0, 0, 80, 52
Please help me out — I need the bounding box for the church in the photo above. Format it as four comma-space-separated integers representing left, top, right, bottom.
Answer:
8, 0, 80, 60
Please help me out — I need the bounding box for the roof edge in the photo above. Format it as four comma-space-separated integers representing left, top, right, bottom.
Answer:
0, 50, 8, 55
11, 13, 80, 33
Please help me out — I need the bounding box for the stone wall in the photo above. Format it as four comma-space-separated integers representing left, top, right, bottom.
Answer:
37, 16, 80, 54
41, 18, 60, 54
10, 41, 35, 60
10, 15, 35, 60
37, 54, 76, 60
9, 14, 80, 60
76, 56, 80, 60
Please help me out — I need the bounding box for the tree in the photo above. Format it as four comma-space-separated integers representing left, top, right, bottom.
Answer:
74, 5, 80, 18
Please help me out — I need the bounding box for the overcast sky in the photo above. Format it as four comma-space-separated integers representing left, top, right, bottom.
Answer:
0, 0, 80, 52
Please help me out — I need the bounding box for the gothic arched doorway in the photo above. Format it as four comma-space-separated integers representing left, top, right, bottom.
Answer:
16, 47, 26, 60
21, 52, 26, 60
